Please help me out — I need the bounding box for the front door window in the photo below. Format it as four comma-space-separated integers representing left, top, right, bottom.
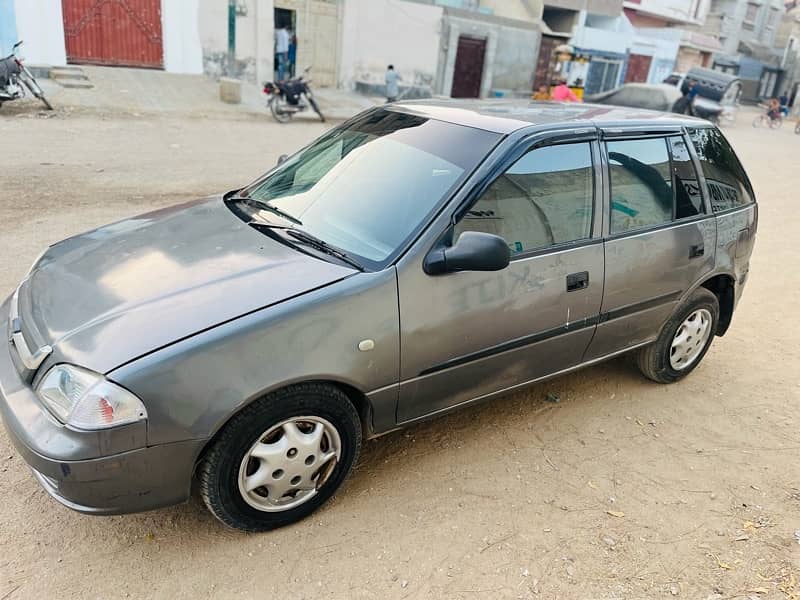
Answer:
454, 142, 595, 255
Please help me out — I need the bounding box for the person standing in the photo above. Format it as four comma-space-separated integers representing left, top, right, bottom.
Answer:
551, 79, 579, 102
385, 65, 401, 103
275, 26, 290, 81
779, 91, 789, 116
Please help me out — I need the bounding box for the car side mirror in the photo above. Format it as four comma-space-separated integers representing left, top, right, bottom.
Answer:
277, 154, 289, 165
424, 231, 510, 275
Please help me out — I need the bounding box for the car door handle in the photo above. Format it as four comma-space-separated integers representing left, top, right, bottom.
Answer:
689, 244, 705, 259
566, 271, 589, 292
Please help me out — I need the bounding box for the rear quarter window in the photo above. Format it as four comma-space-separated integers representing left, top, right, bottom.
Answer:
687, 127, 754, 212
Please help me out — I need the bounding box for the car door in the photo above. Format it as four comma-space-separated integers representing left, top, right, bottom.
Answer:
396, 132, 605, 423
584, 129, 716, 360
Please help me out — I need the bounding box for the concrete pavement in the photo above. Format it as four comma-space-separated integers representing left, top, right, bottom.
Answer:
24, 65, 382, 121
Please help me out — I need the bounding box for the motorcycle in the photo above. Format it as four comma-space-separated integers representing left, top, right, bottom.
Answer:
0, 41, 53, 111
263, 66, 324, 124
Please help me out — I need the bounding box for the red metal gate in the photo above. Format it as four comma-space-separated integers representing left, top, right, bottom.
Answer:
624, 53, 652, 83
62, 0, 163, 68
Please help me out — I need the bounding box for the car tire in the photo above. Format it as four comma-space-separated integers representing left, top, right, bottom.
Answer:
634, 287, 719, 384
198, 383, 362, 532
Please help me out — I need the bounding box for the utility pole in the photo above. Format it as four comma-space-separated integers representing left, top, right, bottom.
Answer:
228, 0, 236, 75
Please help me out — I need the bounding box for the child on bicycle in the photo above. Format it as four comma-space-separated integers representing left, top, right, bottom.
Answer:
767, 98, 782, 121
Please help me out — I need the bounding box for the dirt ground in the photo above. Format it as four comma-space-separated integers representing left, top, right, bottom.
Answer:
0, 101, 798, 600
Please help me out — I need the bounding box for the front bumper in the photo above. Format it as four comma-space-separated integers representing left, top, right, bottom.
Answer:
0, 306, 204, 515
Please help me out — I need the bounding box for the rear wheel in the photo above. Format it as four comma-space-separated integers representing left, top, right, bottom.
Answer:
198, 383, 362, 532
769, 116, 783, 129
634, 287, 719, 384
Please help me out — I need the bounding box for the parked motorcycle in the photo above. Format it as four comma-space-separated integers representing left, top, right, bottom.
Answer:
0, 41, 53, 111
263, 66, 324, 123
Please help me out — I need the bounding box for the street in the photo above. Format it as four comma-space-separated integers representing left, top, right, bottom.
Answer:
0, 105, 798, 600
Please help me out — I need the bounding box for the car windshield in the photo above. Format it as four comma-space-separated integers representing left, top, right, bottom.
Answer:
240, 109, 501, 268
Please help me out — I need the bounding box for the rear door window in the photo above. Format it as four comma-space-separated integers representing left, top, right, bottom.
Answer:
607, 138, 673, 234
687, 127, 754, 212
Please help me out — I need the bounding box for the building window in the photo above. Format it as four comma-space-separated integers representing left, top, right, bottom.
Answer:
744, 3, 759, 24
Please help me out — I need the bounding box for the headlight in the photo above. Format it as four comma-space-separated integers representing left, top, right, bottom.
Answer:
36, 365, 147, 430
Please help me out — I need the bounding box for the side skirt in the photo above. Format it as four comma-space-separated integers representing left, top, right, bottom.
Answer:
367, 338, 655, 439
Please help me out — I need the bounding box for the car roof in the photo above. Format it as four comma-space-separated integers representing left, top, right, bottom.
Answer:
389, 99, 706, 135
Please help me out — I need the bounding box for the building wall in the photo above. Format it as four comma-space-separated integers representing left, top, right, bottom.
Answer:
675, 46, 710, 71
12, 0, 66, 66
623, 0, 708, 26
629, 27, 681, 82
572, 10, 632, 55
197, 0, 274, 83
339, 0, 443, 92
162, 0, 204, 75
0, 0, 17, 57
275, 0, 339, 87
480, 0, 543, 21
436, 10, 541, 97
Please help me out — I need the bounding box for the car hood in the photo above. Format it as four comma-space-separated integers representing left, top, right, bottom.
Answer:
16, 197, 355, 373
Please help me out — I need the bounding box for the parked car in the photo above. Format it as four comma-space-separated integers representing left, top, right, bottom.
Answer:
0, 101, 757, 532
585, 83, 682, 112
664, 67, 742, 125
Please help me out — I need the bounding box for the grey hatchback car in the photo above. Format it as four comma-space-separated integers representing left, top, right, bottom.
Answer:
1, 101, 756, 531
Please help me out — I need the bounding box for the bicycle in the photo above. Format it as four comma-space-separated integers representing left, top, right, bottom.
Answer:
753, 104, 783, 129
752, 113, 783, 128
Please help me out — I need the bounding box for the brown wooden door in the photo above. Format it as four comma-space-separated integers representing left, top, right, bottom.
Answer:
534, 35, 560, 90
624, 53, 652, 83
62, 0, 163, 68
451, 36, 486, 98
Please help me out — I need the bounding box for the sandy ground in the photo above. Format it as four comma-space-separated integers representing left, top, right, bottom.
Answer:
0, 101, 798, 600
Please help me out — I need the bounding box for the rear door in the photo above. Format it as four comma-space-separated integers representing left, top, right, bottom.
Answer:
397, 131, 605, 422
584, 128, 716, 360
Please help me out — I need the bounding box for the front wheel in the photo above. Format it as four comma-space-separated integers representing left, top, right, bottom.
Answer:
198, 383, 362, 532
21, 70, 53, 110
634, 287, 719, 384
308, 96, 325, 122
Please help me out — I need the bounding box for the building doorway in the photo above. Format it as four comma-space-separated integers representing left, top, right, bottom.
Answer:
624, 53, 652, 83
274, 7, 296, 80
758, 68, 778, 99
61, 0, 163, 68
451, 35, 486, 98
533, 34, 560, 91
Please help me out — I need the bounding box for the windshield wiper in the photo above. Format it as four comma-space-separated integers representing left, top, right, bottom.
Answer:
285, 229, 365, 271
229, 195, 303, 226
246, 220, 364, 272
